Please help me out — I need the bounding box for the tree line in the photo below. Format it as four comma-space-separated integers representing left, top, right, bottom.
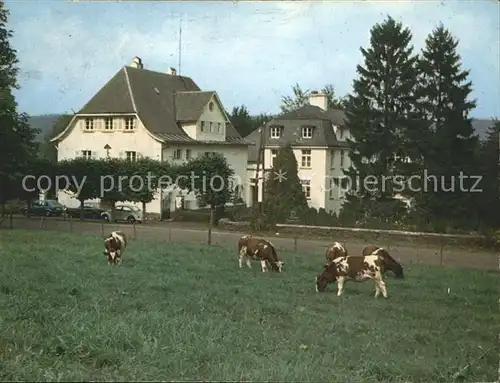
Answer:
3, 154, 235, 222
257, 16, 499, 234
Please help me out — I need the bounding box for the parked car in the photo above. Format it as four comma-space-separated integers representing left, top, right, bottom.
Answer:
22, 199, 66, 217
66, 203, 106, 220
101, 204, 143, 224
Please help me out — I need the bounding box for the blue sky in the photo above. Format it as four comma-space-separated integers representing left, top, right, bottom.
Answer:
5, 0, 500, 118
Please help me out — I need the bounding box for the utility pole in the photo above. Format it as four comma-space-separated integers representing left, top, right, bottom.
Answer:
254, 126, 265, 213
178, 16, 182, 75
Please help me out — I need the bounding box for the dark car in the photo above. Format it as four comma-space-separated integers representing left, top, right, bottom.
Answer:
66, 203, 106, 220
22, 199, 66, 217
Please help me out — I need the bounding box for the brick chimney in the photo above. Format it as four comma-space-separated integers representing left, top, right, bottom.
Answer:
309, 90, 328, 111
130, 56, 143, 69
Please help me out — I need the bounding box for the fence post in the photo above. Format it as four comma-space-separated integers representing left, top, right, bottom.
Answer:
133, 222, 137, 239
101, 222, 105, 237
168, 228, 172, 242
40, 216, 44, 229
294, 235, 298, 252
208, 226, 212, 245
69, 215, 73, 233
9, 213, 13, 229
439, 236, 444, 266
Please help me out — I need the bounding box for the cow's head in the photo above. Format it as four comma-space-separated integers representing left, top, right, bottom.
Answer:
276, 260, 285, 272
104, 237, 118, 262
315, 264, 337, 292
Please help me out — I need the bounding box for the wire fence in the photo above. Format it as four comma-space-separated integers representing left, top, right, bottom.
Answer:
0, 214, 497, 271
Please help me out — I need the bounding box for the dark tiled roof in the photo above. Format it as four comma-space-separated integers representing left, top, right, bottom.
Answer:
75, 66, 243, 142
245, 105, 348, 163
175, 91, 214, 122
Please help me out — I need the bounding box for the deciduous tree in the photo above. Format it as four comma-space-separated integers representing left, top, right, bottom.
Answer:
0, 2, 39, 204
280, 83, 346, 113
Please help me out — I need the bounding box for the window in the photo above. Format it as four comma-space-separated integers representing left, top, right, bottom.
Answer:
209, 122, 214, 132
126, 151, 136, 161
302, 126, 313, 139
85, 118, 94, 130
186, 149, 192, 160
200, 121, 205, 132
330, 150, 335, 168
338, 128, 344, 140
217, 123, 222, 133
125, 117, 135, 130
105, 118, 114, 130
173, 149, 182, 160
81, 150, 92, 159
301, 180, 311, 199
209, 101, 214, 111
301, 149, 311, 168
270, 126, 281, 139
271, 149, 278, 167
340, 150, 345, 168
204, 151, 217, 157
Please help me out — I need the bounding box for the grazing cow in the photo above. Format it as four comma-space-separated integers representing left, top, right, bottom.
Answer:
237, 235, 284, 272
103, 231, 127, 265
362, 244, 404, 279
325, 242, 347, 264
315, 255, 388, 298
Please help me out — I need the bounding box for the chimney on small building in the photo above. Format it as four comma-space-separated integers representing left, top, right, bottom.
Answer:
167, 67, 177, 76
130, 56, 143, 69
309, 90, 328, 111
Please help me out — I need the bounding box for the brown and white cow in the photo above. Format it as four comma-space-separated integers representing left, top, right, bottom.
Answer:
237, 235, 284, 272
315, 255, 388, 298
362, 244, 404, 279
103, 231, 127, 265
325, 242, 347, 264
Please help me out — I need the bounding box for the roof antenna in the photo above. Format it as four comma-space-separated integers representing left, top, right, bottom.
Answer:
178, 16, 182, 76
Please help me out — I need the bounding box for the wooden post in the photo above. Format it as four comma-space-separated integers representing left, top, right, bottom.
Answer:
294, 235, 298, 252
69, 215, 73, 233
40, 216, 44, 228
208, 209, 214, 245
133, 222, 137, 239
9, 213, 13, 229
439, 237, 444, 266
101, 222, 105, 237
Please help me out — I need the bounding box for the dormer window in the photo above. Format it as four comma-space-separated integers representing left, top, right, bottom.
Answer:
270, 125, 282, 139
302, 126, 313, 138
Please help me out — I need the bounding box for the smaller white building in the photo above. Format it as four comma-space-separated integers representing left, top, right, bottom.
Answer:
245, 92, 352, 215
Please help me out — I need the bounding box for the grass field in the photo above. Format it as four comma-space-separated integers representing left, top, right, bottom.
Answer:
0, 229, 498, 382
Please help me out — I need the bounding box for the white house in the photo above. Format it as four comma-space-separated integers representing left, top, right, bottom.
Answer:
50, 56, 252, 215
245, 91, 352, 215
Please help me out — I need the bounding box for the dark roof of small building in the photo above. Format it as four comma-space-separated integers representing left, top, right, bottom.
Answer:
58, 65, 246, 144
246, 105, 348, 162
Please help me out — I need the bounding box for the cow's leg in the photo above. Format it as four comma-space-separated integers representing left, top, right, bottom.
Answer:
374, 280, 381, 298
374, 273, 388, 298
239, 247, 247, 268
245, 256, 252, 269
336, 276, 346, 296
260, 259, 267, 272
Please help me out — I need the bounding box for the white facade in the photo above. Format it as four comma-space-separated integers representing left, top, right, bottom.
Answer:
55, 95, 249, 214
